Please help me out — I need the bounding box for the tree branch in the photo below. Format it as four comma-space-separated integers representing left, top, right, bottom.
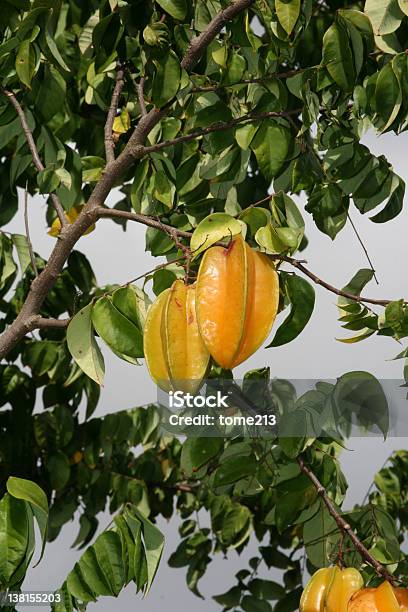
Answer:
97, 207, 192, 239
297, 456, 396, 583
142, 108, 303, 155
137, 77, 147, 116
189, 67, 311, 93
347, 213, 379, 285
283, 256, 390, 307
105, 65, 125, 164
0, 0, 255, 360
181, 0, 255, 72
36, 317, 70, 329
97, 208, 394, 307
23, 187, 38, 278
1, 89, 67, 228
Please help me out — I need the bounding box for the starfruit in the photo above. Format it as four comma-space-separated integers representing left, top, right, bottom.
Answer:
349, 580, 408, 611
195, 235, 279, 370
300, 566, 363, 611
143, 279, 210, 393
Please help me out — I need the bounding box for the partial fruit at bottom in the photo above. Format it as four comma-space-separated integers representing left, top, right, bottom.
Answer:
196, 235, 279, 369
348, 580, 408, 611
143, 279, 210, 393
300, 566, 363, 611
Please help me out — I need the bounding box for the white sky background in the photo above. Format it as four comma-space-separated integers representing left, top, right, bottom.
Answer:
3, 129, 408, 610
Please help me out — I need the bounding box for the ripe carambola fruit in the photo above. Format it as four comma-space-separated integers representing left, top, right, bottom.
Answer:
143, 279, 210, 393
196, 235, 279, 369
300, 566, 363, 611
348, 580, 408, 611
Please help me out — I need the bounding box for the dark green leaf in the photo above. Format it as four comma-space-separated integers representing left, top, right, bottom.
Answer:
268, 273, 315, 347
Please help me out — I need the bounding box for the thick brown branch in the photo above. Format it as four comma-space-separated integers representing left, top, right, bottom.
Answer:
105, 65, 125, 164
181, 0, 255, 72
297, 456, 395, 583
0, 208, 99, 359
0, 0, 254, 360
2, 89, 67, 227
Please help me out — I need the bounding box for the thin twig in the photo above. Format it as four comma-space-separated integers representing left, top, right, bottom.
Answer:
36, 317, 70, 329
347, 213, 379, 284
23, 186, 38, 277
105, 64, 125, 164
124, 256, 186, 284
97, 207, 395, 307
298, 456, 396, 583
189, 67, 313, 93
2, 88, 67, 227
137, 77, 147, 116
141, 108, 303, 155
284, 257, 391, 307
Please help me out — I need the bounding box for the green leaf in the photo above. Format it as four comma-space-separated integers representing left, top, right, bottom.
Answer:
126, 507, 164, 595
152, 51, 181, 107
275, 0, 301, 35
375, 59, 402, 132
181, 437, 223, 477
156, 0, 187, 20
303, 500, 340, 567
322, 22, 355, 91
268, 273, 315, 347
7, 478, 47, 517
365, 0, 404, 35
67, 251, 96, 294
248, 578, 285, 601
251, 123, 291, 182
44, 23, 70, 71
23, 340, 59, 377
0, 493, 30, 586
11, 234, 31, 275
213, 586, 242, 607
399, 0, 408, 15
306, 184, 348, 240
92, 296, 144, 362
67, 303, 105, 386
37, 167, 60, 194
239, 207, 270, 239
66, 532, 123, 601
190, 212, 243, 259
112, 285, 150, 330
337, 268, 375, 311
370, 177, 405, 223
333, 371, 389, 437
241, 595, 272, 612
15, 40, 36, 88
47, 452, 71, 490
81, 156, 105, 183
275, 475, 317, 532
214, 456, 257, 487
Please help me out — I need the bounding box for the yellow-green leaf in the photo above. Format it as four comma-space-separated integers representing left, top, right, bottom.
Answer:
275, 0, 301, 35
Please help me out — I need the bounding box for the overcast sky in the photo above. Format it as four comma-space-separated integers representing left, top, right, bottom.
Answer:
4, 129, 408, 610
